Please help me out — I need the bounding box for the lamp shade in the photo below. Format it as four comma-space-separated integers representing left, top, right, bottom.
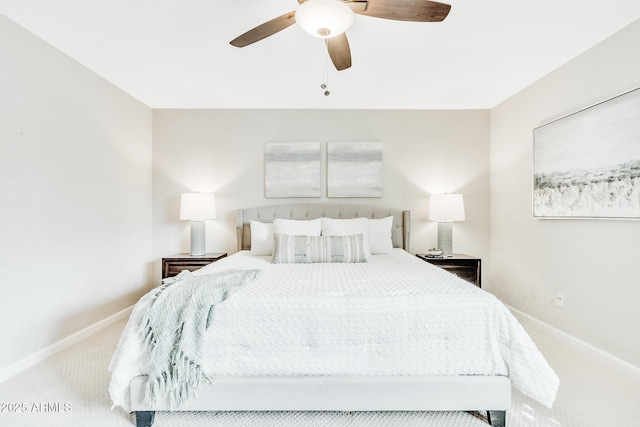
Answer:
429, 194, 465, 221
295, 0, 355, 38
180, 193, 216, 221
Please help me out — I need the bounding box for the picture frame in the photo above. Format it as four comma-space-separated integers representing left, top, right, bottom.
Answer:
533, 87, 640, 219
327, 142, 383, 198
264, 142, 321, 198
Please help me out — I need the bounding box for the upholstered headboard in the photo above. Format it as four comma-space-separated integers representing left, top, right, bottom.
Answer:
236, 204, 410, 252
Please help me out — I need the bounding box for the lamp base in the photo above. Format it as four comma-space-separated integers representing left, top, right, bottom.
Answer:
190, 220, 206, 256
436, 221, 453, 257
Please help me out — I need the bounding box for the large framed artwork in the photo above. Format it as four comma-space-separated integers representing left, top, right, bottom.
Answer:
327, 142, 383, 198
264, 142, 321, 198
533, 87, 640, 219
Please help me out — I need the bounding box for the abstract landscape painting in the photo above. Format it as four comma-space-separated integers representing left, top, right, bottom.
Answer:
264, 142, 321, 198
327, 142, 383, 198
533, 87, 640, 218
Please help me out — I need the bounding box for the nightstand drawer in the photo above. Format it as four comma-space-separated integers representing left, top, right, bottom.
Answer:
439, 265, 478, 285
164, 260, 211, 278
416, 254, 481, 288
162, 253, 227, 279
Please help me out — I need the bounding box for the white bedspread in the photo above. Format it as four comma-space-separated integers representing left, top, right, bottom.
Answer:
109, 249, 558, 411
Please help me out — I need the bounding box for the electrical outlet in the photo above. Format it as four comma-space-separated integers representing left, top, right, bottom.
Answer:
553, 293, 564, 308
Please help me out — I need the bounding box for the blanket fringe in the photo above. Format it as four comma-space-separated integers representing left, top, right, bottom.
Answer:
144, 347, 212, 408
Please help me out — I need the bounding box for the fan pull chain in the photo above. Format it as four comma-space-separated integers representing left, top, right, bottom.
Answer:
321, 47, 330, 96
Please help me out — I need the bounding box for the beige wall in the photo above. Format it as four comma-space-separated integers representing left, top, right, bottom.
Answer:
152, 109, 491, 284
0, 16, 153, 370
490, 18, 640, 367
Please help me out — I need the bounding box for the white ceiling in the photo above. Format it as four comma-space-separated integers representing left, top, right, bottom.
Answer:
2, 0, 640, 109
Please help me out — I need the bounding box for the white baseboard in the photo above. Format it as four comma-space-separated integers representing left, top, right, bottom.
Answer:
0, 305, 133, 384
507, 304, 640, 376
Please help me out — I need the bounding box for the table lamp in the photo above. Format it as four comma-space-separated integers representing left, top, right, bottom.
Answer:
180, 193, 216, 256
428, 193, 465, 257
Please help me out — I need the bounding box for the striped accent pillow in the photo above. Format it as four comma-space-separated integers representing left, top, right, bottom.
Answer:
272, 234, 367, 264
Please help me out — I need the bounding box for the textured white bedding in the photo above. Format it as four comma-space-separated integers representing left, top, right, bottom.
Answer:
109, 249, 558, 411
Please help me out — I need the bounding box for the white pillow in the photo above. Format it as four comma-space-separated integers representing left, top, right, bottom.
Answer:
321, 217, 371, 258
368, 216, 394, 254
250, 221, 275, 256
273, 218, 322, 236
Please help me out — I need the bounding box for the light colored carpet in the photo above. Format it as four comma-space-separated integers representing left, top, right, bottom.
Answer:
0, 312, 639, 427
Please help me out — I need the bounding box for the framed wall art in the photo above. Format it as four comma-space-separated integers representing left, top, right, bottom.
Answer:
533, 87, 640, 219
327, 142, 383, 198
264, 142, 321, 198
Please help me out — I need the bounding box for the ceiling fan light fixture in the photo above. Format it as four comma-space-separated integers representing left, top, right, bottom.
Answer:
295, 0, 355, 39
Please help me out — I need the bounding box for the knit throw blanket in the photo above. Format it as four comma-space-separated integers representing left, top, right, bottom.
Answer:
141, 268, 261, 408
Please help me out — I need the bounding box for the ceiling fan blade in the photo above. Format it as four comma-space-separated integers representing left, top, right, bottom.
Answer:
343, 0, 368, 13
230, 11, 296, 47
354, 0, 451, 22
325, 33, 352, 71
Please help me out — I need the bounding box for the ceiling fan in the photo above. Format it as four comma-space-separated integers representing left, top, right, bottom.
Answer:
230, 0, 451, 71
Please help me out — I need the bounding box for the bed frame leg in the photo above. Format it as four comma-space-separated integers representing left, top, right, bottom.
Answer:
134, 411, 156, 427
487, 410, 506, 426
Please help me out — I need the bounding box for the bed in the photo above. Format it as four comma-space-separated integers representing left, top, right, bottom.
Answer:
109, 204, 558, 427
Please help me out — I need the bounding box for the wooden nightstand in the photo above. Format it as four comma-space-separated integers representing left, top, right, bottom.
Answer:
161, 253, 227, 279
416, 254, 481, 288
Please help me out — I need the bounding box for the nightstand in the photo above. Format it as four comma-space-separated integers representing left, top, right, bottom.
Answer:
161, 253, 227, 279
416, 254, 481, 288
